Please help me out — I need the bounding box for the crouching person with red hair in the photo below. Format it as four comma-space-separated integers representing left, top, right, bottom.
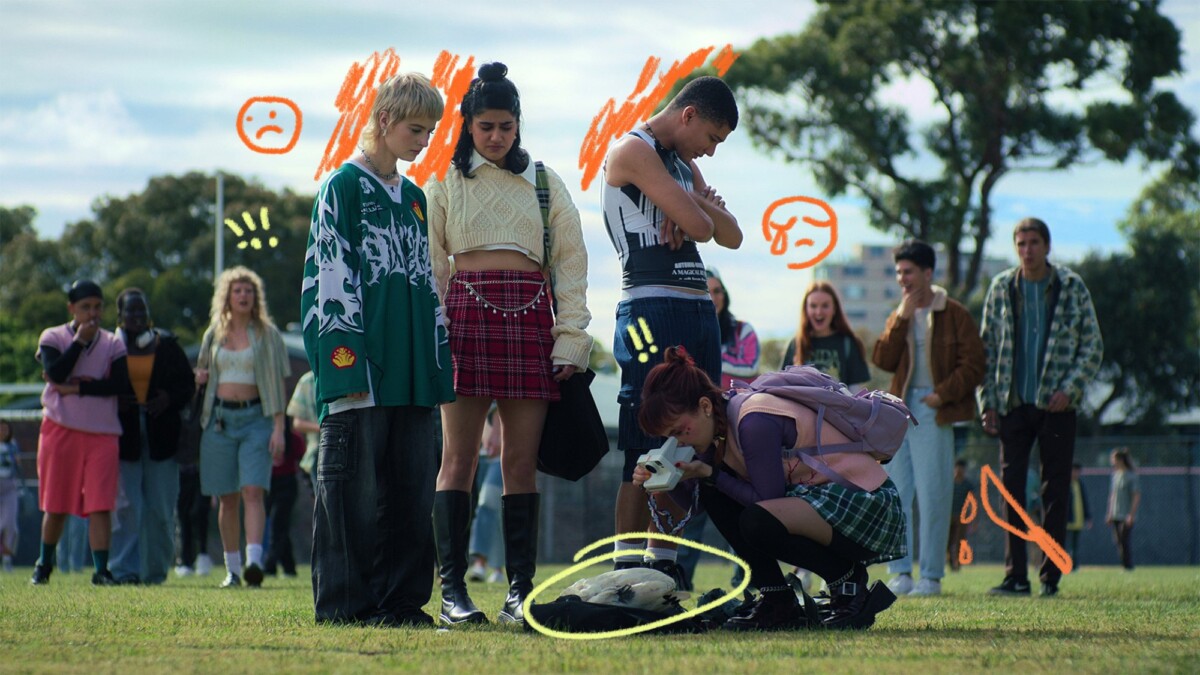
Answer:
633, 346, 905, 630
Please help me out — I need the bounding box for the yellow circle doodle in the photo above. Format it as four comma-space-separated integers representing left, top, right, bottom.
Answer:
522, 532, 751, 640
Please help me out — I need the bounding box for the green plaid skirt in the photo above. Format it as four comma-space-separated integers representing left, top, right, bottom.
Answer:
785, 478, 907, 565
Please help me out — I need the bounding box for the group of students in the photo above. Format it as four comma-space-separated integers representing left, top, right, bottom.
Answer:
28, 269, 297, 589
22, 63, 1111, 634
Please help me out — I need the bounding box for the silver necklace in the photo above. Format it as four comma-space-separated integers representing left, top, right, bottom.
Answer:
360, 148, 399, 181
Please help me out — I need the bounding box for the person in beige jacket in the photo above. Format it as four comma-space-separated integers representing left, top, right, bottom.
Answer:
872, 240, 984, 596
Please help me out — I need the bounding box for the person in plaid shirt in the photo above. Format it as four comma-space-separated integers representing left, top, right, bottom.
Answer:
978, 218, 1102, 598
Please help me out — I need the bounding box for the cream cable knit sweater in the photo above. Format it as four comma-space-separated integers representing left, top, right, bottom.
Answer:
426, 157, 593, 369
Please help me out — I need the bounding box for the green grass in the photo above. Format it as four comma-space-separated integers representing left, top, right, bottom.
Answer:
2, 563, 1197, 674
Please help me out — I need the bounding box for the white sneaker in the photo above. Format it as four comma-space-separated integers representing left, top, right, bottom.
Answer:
175, 565, 194, 577
887, 573, 914, 595
909, 578, 942, 596
486, 568, 505, 584
194, 554, 214, 577
467, 561, 487, 582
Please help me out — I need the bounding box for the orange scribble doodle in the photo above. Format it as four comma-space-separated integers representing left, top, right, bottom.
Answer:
407, 51, 476, 187
577, 45, 739, 191
761, 196, 838, 269
977, 465, 1073, 575
314, 48, 403, 180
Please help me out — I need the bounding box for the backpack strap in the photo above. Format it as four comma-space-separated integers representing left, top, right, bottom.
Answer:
535, 161, 551, 271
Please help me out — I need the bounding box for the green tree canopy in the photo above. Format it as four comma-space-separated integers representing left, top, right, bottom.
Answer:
1077, 173, 1200, 431
726, 0, 1198, 295
0, 172, 314, 351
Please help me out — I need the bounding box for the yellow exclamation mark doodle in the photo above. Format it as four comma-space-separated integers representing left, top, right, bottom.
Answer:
224, 207, 279, 250
626, 317, 658, 363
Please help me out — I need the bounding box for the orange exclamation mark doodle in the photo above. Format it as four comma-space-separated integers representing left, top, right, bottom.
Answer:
958, 492, 978, 566
627, 317, 658, 363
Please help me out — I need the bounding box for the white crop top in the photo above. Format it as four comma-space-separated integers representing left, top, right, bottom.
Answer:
216, 346, 257, 386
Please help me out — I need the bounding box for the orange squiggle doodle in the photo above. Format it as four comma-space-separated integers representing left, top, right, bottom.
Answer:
979, 465, 1073, 575
762, 196, 838, 269
959, 539, 974, 566
407, 51, 476, 187
961, 490, 978, 524
314, 48, 403, 180
956, 492, 978, 565
577, 45, 739, 191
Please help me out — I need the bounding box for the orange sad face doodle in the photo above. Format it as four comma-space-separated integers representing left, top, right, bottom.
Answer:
761, 196, 839, 270
237, 96, 302, 154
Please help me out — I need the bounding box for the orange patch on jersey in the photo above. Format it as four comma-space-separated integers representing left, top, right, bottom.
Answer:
331, 346, 357, 369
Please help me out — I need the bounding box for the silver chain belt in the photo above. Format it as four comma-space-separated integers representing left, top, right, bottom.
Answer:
453, 278, 547, 317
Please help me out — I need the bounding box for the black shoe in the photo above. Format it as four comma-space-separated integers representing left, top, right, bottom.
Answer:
497, 493, 539, 625
822, 566, 895, 630
433, 491, 488, 626
613, 560, 645, 571
30, 564, 52, 585
92, 569, 119, 586
1040, 582, 1059, 597
722, 590, 807, 631
243, 563, 264, 587
988, 577, 1031, 596
363, 610, 436, 628
220, 572, 242, 588
649, 559, 692, 592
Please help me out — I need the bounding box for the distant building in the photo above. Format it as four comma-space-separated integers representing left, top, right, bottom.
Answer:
814, 243, 1008, 335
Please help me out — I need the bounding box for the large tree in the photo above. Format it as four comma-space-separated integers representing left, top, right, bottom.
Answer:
1077, 173, 1200, 431
726, 0, 1198, 294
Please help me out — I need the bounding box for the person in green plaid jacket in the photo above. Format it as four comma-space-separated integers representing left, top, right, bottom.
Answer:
978, 218, 1102, 598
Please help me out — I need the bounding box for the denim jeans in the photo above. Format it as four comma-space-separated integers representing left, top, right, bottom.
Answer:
312, 405, 436, 623
468, 456, 504, 567
110, 450, 180, 583
613, 295, 721, 459
57, 515, 89, 572
886, 387, 954, 581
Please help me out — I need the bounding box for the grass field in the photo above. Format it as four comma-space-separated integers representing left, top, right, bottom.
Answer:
1, 563, 1197, 674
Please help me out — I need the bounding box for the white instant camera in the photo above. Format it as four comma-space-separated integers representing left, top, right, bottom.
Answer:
636, 437, 697, 492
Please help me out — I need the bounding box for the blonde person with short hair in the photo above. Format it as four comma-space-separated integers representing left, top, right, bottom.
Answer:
194, 266, 290, 589
301, 72, 454, 627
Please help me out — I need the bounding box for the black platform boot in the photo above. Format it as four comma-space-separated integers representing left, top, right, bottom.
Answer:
822, 564, 896, 630
498, 493, 539, 625
433, 491, 487, 625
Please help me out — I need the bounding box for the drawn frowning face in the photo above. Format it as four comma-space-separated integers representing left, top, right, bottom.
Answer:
237, 96, 302, 154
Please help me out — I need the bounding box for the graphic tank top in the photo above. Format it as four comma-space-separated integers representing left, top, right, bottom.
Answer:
601, 129, 706, 291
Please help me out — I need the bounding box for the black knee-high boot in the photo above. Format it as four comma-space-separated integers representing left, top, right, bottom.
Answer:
498, 493, 539, 625
433, 491, 486, 625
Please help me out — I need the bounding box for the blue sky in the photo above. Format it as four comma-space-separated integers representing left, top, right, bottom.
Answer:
2, 0, 1197, 347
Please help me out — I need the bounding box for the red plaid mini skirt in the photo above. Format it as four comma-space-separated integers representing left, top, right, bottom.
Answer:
445, 270, 559, 400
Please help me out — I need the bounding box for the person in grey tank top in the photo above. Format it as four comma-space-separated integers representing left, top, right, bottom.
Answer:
600, 76, 744, 587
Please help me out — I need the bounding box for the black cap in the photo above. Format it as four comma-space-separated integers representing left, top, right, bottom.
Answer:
68, 280, 103, 303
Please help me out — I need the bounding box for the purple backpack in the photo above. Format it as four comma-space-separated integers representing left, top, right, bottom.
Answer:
725, 366, 916, 491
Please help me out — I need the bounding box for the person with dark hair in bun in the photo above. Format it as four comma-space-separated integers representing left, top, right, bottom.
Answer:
601, 76, 743, 579
632, 346, 905, 630
427, 62, 591, 627
107, 288, 195, 585
30, 280, 130, 586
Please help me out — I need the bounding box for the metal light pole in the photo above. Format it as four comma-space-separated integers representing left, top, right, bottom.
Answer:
214, 171, 224, 280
